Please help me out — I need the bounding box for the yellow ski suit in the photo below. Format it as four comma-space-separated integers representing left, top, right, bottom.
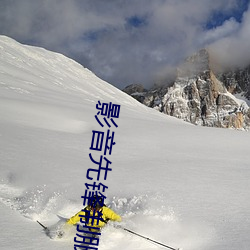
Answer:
67, 206, 121, 229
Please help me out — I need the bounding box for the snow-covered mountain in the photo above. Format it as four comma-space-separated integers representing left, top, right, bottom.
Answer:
123, 49, 250, 130
217, 65, 250, 100
0, 36, 250, 250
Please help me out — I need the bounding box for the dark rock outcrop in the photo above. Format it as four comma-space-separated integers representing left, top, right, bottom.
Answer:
123, 49, 250, 130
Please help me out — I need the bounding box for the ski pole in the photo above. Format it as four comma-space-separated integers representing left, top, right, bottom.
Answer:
120, 226, 180, 250
37, 220, 48, 230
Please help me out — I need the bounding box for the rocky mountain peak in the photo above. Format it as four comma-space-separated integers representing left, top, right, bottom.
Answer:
123, 49, 250, 130
177, 49, 210, 78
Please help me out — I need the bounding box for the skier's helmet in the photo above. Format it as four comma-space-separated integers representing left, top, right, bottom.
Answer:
90, 195, 104, 209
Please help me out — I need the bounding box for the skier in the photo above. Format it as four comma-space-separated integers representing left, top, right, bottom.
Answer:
66, 195, 122, 232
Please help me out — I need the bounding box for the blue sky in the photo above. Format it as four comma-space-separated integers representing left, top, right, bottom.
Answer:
0, 0, 249, 89
206, 0, 249, 28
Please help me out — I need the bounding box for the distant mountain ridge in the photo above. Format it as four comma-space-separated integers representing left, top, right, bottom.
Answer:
123, 49, 250, 130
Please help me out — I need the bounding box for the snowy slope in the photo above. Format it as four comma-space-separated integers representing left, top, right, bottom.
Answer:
0, 36, 250, 250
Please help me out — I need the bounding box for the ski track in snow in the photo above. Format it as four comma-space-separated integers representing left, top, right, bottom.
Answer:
0, 180, 211, 250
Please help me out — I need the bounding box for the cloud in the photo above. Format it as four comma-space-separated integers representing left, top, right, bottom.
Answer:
209, 4, 250, 69
0, 0, 249, 89
200, 18, 240, 45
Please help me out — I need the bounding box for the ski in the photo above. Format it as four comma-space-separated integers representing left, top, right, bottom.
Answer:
57, 214, 69, 221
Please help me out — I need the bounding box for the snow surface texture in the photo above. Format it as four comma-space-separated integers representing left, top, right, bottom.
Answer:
0, 36, 250, 250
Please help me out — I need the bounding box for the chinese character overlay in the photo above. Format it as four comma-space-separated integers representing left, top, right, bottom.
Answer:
74, 101, 121, 249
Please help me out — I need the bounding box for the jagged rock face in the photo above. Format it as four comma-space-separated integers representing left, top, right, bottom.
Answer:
162, 74, 249, 128
217, 66, 250, 99
123, 83, 146, 95
122, 84, 147, 103
162, 50, 250, 129
123, 49, 250, 130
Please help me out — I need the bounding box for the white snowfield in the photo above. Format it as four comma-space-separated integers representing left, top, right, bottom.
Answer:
0, 36, 250, 250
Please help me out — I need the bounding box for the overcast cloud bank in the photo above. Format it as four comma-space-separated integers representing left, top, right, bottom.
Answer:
0, 0, 249, 88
